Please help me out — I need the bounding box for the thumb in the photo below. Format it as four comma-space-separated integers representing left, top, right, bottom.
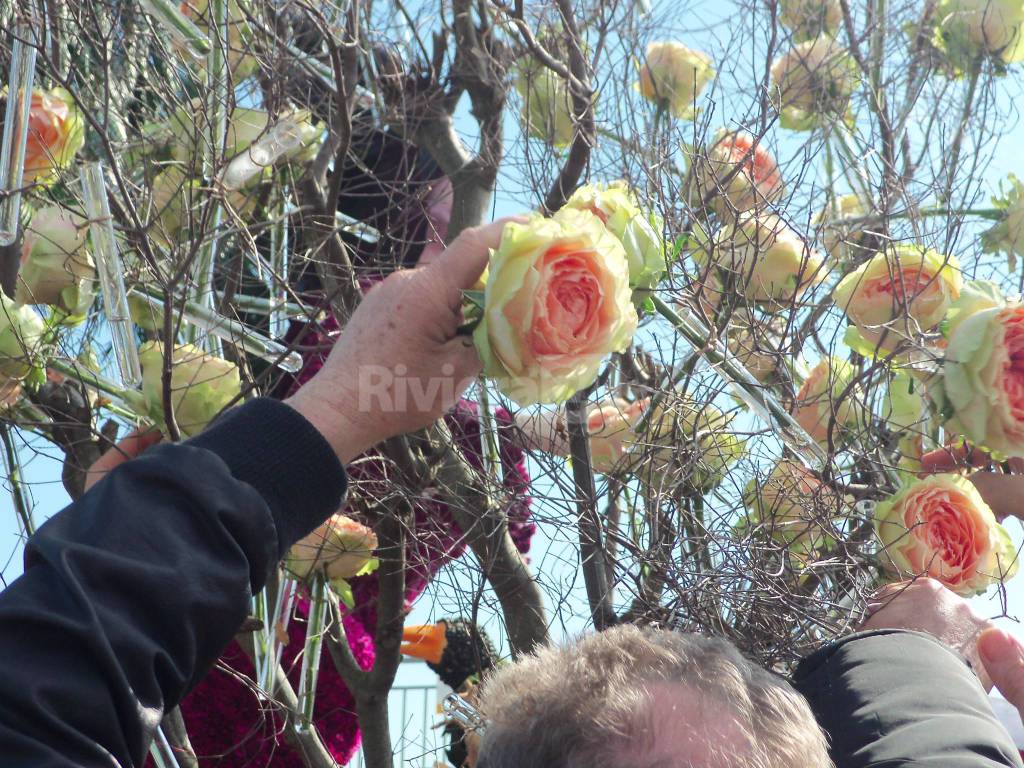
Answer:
430, 217, 524, 290
979, 627, 1024, 716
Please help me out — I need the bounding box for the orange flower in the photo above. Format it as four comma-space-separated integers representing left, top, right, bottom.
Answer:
22, 88, 84, 186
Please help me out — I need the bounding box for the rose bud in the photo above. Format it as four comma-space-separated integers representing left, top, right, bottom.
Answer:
981, 174, 1024, 268
769, 36, 858, 131
709, 213, 825, 309
938, 302, 1024, 457
779, 0, 843, 41
874, 474, 1018, 595
515, 64, 576, 148
139, 342, 241, 437
792, 356, 861, 445
934, 0, 1024, 66
741, 459, 840, 555
563, 181, 667, 292
0, 293, 45, 381
637, 41, 715, 119
287, 514, 379, 582
635, 396, 745, 494
832, 245, 962, 351
17, 88, 85, 187
727, 314, 785, 384
514, 397, 649, 475
15, 205, 96, 321
692, 130, 785, 218
473, 211, 638, 405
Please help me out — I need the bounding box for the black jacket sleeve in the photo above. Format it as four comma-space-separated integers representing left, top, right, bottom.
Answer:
793, 628, 1024, 768
0, 398, 347, 768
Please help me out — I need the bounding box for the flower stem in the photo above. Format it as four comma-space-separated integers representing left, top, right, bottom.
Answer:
1, 423, 34, 536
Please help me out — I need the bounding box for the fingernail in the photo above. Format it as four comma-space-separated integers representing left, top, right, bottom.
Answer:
979, 628, 1024, 664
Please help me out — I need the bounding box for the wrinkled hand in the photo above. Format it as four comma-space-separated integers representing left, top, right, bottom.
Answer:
979, 627, 1024, 719
286, 218, 516, 464
921, 444, 1024, 522
861, 578, 995, 690
84, 428, 164, 493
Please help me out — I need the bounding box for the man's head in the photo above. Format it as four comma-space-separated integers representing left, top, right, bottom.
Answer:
476, 625, 831, 768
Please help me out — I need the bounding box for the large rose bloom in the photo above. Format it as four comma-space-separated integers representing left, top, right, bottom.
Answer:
874, 474, 1018, 595
139, 342, 241, 436
792, 356, 860, 444
23, 88, 84, 186
832, 245, 962, 350
637, 41, 715, 119
742, 459, 840, 555
709, 213, 824, 309
935, 0, 1024, 65
769, 36, 857, 130
474, 211, 638, 405
941, 303, 1024, 457
564, 182, 666, 292
693, 131, 784, 218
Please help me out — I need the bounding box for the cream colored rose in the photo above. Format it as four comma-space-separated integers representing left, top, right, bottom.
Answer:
139, 342, 241, 437
814, 194, 873, 263
288, 514, 379, 581
770, 36, 858, 130
832, 245, 962, 350
935, 0, 1024, 65
516, 65, 575, 148
708, 213, 825, 309
474, 211, 638, 405
15, 205, 96, 321
637, 41, 715, 119
0, 294, 45, 381
981, 175, 1024, 267
742, 460, 840, 554
792, 356, 860, 445
874, 474, 1018, 595
779, 0, 843, 40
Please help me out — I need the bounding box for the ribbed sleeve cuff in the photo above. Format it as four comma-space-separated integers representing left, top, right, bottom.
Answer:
187, 398, 348, 559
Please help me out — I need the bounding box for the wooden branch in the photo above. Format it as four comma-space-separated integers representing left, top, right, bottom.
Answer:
427, 422, 549, 655
565, 393, 617, 630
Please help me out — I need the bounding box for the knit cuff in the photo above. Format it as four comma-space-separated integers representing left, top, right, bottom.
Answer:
188, 398, 348, 559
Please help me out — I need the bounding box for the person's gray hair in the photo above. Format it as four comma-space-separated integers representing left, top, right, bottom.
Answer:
476, 624, 832, 768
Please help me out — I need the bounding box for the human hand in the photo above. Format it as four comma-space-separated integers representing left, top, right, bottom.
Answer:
286, 218, 518, 464
920, 443, 1024, 522
979, 627, 1024, 720
84, 427, 164, 493
861, 578, 996, 690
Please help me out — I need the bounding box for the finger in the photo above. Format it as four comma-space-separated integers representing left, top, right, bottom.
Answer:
84, 427, 163, 493
445, 336, 484, 389
920, 442, 990, 474
968, 472, 1024, 522
430, 217, 527, 290
979, 628, 1024, 715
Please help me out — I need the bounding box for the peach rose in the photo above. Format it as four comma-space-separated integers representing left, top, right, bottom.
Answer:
692, 131, 784, 218
874, 474, 1018, 595
287, 515, 379, 581
832, 245, 962, 350
474, 211, 638, 405
23, 88, 84, 186
742, 459, 840, 554
792, 356, 860, 445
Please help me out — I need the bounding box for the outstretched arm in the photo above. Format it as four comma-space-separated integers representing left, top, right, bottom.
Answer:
0, 220, 504, 767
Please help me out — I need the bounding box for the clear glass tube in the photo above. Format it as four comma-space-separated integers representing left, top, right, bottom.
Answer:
148, 726, 181, 768
266, 576, 298, 692
80, 163, 143, 388
221, 121, 308, 191
129, 289, 303, 372
251, 589, 270, 694
0, 22, 38, 247
268, 187, 291, 338
139, 0, 211, 58
295, 573, 328, 731
652, 296, 827, 470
